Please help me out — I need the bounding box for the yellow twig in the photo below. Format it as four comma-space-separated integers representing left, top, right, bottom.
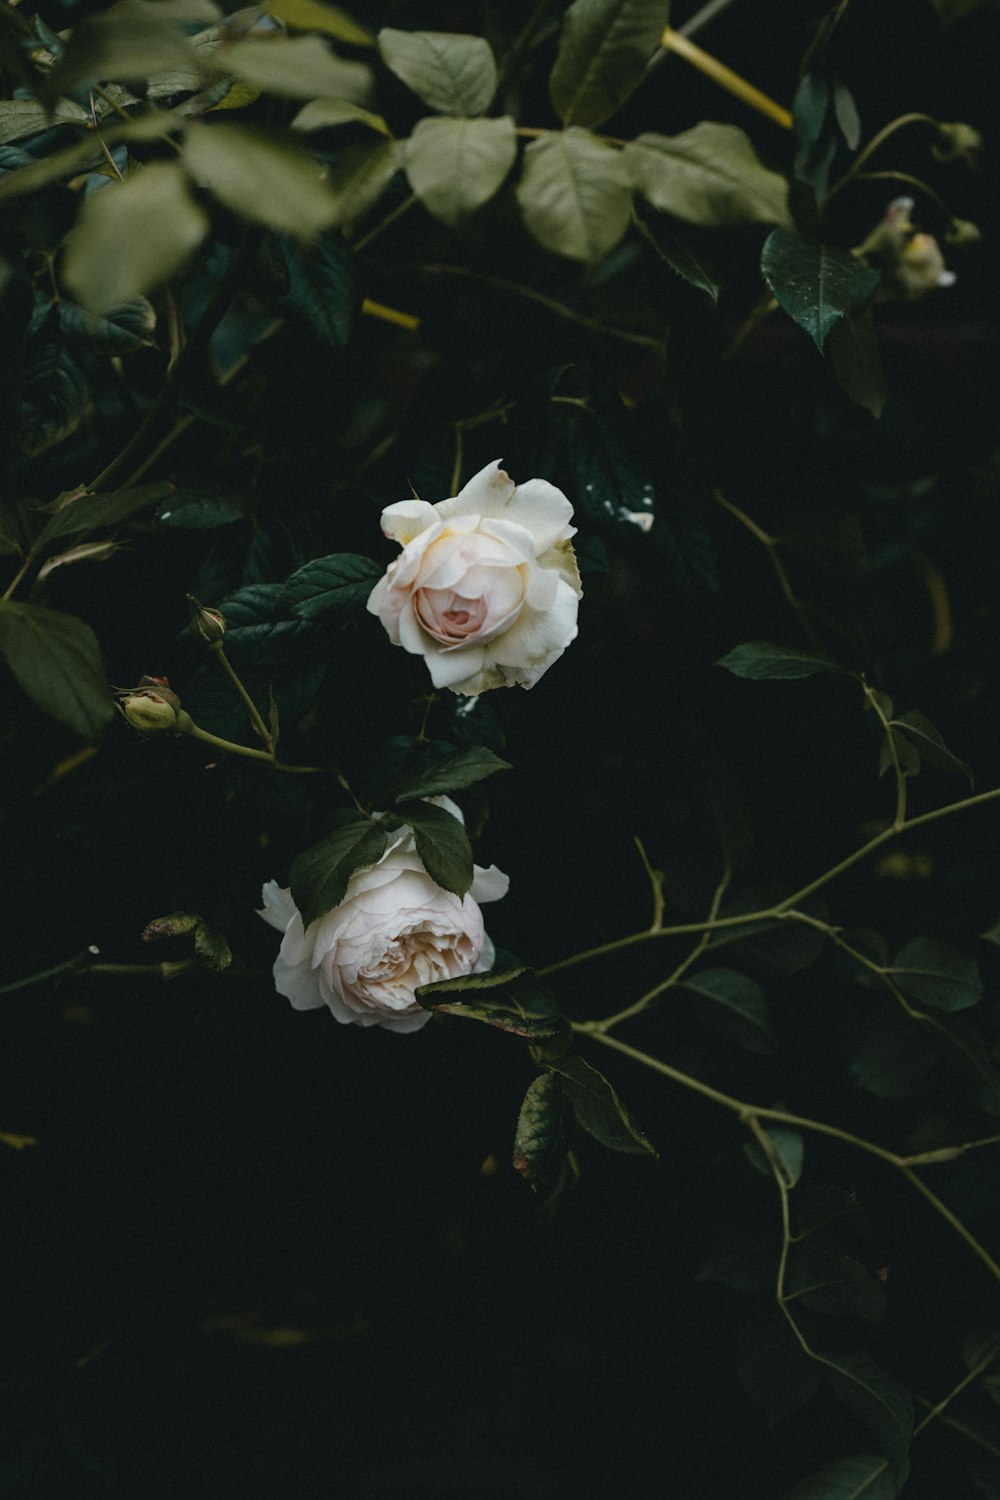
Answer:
660, 28, 793, 131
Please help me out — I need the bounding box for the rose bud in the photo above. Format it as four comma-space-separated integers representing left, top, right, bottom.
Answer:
895, 233, 957, 298
932, 122, 983, 167
187, 596, 226, 643
137, 674, 182, 711
119, 688, 180, 732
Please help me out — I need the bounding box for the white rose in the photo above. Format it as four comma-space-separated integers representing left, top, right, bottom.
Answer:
366, 459, 582, 695
259, 800, 509, 1034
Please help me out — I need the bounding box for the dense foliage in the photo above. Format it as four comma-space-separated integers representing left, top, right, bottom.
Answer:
3, 0, 1000, 1494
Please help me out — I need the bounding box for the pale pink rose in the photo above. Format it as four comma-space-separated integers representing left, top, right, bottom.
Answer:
259, 800, 508, 1033
366, 459, 582, 695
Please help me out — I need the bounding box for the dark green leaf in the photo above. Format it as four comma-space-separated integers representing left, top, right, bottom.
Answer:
157, 492, 246, 529
44, 10, 195, 99
781, 1454, 897, 1500
545, 1053, 656, 1156
788, 1248, 887, 1323
762, 228, 882, 350
403, 115, 517, 226
680, 967, 775, 1054
279, 553, 381, 618
325, 140, 400, 226
829, 309, 887, 418
716, 641, 847, 680
433, 1004, 572, 1045
397, 799, 473, 897
416, 965, 530, 1001
833, 79, 862, 150
15, 345, 87, 458
279, 231, 354, 347
63, 162, 209, 313
219, 584, 315, 666
386, 746, 511, 802
516, 128, 633, 263
927, 1014, 1000, 1117
0, 601, 113, 742
549, 0, 672, 128
513, 1072, 573, 1191
891, 709, 973, 785
183, 124, 341, 237
32, 483, 174, 554
634, 210, 720, 301
377, 28, 496, 116
825, 1352, 912, 1482
558, 400, 657, 533
878, 728, 921, 780
743, 1122, 804, 1186
289, 816, 388, 928
57, 297, 157, 354
854, 1011, 936, 1099
625, 123, 791, 227
889, 936, 982, 1013
793, 71, 830, 155
736, 1301, 823, 1424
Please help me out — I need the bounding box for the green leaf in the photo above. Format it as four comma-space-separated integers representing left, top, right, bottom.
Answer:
141, 911, 232, 971
395, 800, 474, 897
278, 231, 354, 347
833, 79, 862, 150
878, 729, 921, 780
416, 965, 531, 1001
377, 28, 496, 117
0, 113, 185, 206
278, 552, 382, 617
44, 10, 195, 99
890, 709, 973, 785
0, 601, 113, 742
829, 309, 887, 418
211, 35, 373, 102
624, 123, 791, 227
926, 1014, 1000, 1116
63, 162, 209, 314
781, 1454, 897, 1500
218, 583, 314, 665
888, 936, 982, 1013
14, 346, 87, 458
634, 210, 720, 301
735, 1301, 823, 1423
325, 140, 400, 226
265, 0, 374, 45
545, 1054, 657, 1156
404, 115, 517, 227
432, 1004, 572, 1045
57, 297, 157, 354
825, 1352, 913, 1483
32, 483, 174, 554
788, 1248, 887, 1323
289, 815, 388, 928
549, 0, 672, 128
680, 967, 775, 1054
743, 1122, 804, 1186
854, 1011, 936, 1099
513, 1073, 573, 1190
292, 99, 390, 134
716, 641, 847, 680
156, 492, 246, 528
386, 746, 512, 802
0, 97, 89, 146
516, 128, 632, 263
762, 228, 882, 351
183, 124, 340, 237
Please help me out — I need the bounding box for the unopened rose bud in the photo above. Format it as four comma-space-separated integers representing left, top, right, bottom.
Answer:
137, 674, 182, 711
187, 596, 226, 643
120, 688, 180, 732
895, 233, 956, 298
946, 216, 981, 246
932, 122, 983, 166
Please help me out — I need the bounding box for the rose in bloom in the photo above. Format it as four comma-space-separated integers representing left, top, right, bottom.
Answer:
259, 802, 508, 1033
366, 459, 582, 695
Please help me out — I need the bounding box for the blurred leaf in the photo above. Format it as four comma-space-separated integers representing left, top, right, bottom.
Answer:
743, 1122, 804, 1186
634, 210, 720, 301
625, 123, 791, 227
736, 1301, 823, 1423
265, 0, 374, 44
545, 1054, 657, 1156
549, 0, 672, 128
212, 35, 372, 101
762, 228, 881, 350
929, 1014, 1000, 1117
890, 709, 973, 785
833, 79, 862, 149
878, 729, 921, 780
404, 115, 517, 226
57, 297, 157, 354
325, 140, 400, 226
788, 1248, 887, 1323
516, 128, 632, 263
45, 9, 195, 99
889, 937, 982, 1013
183, 124, 340, 236
293, 99, 390, 133
825, 1352, 912, 1482
63, 162, 208, 313
14, 345, 87, 458
853, 1011, 937, 1099
279, 552, 381, 617
278, 231, 354, 346
680, 967, 775, 1054
829, 309, 887, 418
32, 483, 173, 554
0, 97, 89, 146
716, 641, 847, 680
0, 601, 113, 741
392, 800, 473, 897
377, 28, 496, 116
386, 746, 511, 802
290, 815, 387, 927
513, 1072, 573, 1190
780, 1455, 897, 1500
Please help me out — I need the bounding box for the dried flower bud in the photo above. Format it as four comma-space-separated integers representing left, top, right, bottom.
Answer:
188, 596, 226, 643
932, 122, 983, 166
